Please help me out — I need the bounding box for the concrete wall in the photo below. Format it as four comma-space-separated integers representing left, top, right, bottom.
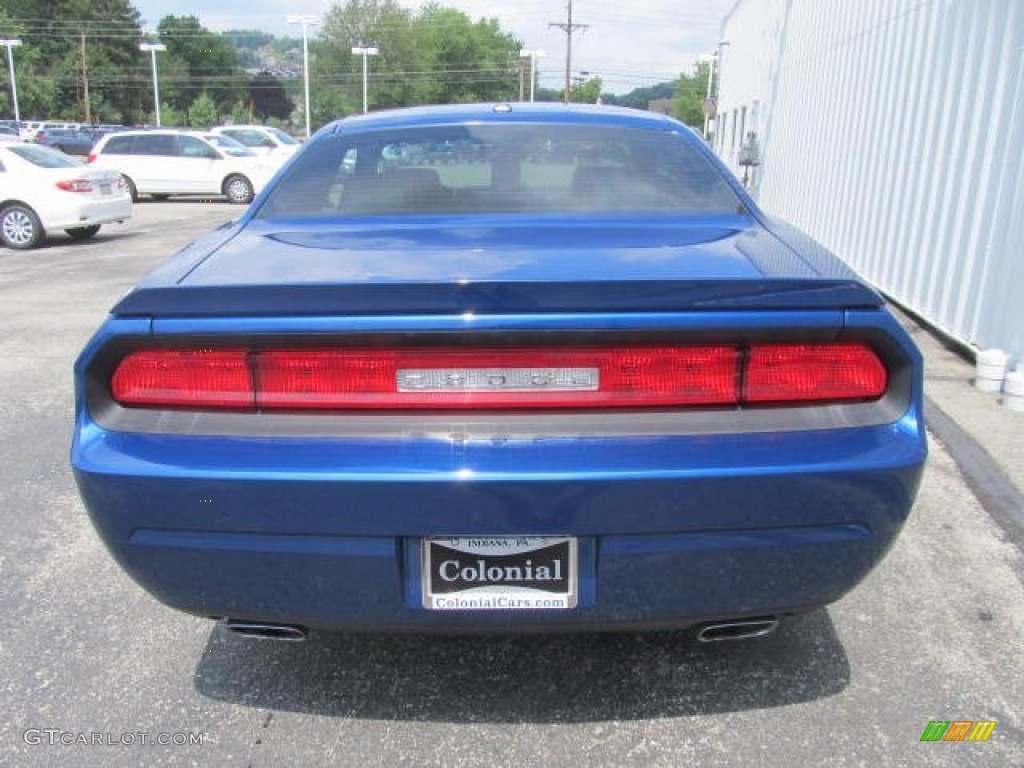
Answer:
715, 0, 1024, 364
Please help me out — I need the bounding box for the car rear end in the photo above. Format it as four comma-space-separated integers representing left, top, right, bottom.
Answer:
35, 128, 77, 152
2, 143, 131, 231
37, 169, 130, 229
71, 106, 926, 636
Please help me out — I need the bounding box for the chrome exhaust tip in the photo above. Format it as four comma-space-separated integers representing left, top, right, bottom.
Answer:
223, 620, 308, 641
695, 617, 779, 642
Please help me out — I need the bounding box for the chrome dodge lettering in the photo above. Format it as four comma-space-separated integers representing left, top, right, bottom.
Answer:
396, 367, 598, 392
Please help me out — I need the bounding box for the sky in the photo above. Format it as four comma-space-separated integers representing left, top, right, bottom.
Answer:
131, 0, 739, 94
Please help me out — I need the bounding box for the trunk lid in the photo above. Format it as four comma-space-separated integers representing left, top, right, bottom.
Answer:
113, 216, 882, 317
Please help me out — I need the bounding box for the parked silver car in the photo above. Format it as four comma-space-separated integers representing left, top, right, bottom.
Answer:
210, 125, 300, 162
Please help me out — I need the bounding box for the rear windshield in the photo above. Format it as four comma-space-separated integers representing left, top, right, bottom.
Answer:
256, 123, 741, 219
222, 129, 270, 148
268, 127, 299, 145
204, 134, 256, 157
7, 144, 83, 169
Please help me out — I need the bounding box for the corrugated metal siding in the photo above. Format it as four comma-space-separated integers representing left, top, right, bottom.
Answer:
717, 0, 1024, 362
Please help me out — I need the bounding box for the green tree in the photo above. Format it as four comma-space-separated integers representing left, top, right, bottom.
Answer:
0, 0, 147, 122
313, 0, 420, 120
535, 86, 563, 103
186, 90, 218, 128
672, 60, 710, 128
312, 0, 523, 124
271, 37, 302, 60
413, 4, 520, 104
0, 9, 36, 118
603, 81, 678, 110
569, 76, 603, 105
249, 71, 293, 121
157, 15, 242, 116
155, 101, 183, 127
220, 29, 274, 50
229, 99, 250, 125
221, 29, 276, 70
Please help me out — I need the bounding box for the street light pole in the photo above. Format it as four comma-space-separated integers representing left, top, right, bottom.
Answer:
703, 51, 716, 140
139, 42, 166, 127
351, 45, 379, 114
704, 40, 729, 142
288, 15, 318, 138
519, 49, 545, 102
1, 39, 22, 123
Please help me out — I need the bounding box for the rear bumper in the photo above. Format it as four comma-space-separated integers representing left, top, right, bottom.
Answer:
43, 195, 132, 231
73, 423, 925, 632
107, 523, 881, 632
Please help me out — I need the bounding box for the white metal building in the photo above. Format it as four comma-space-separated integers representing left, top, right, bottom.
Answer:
714, 0, 1024, 365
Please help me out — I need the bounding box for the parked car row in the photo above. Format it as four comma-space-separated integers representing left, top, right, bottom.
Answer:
34, 127, 122, 156
0, 124, 298, 249
0, 119, 125, 142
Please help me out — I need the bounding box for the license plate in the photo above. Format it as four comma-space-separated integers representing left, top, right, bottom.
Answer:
99, 183, 111, 195
423, 536, 577, 611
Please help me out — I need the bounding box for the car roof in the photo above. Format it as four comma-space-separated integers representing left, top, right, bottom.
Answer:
0, 141, 77, 158
102, 128, 212, 138
96, 129, 223, 146
319, 103, 684, 137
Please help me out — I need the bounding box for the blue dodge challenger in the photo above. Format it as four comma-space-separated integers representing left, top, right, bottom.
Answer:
71, 104, 926, 641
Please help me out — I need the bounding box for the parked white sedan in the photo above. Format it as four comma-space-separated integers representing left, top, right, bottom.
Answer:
0, 142, 132, 249
210, 125, 300, 162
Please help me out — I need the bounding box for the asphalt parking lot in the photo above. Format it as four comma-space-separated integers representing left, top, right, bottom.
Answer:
2, 201, 1021, 767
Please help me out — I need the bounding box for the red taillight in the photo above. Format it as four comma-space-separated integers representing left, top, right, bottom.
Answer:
86, 152, 97, 163
745, 344, 887, 403
56, 178, 95, 193
109, 343, 887, 411
255, 347, 740, 409
112, 349, 253, 407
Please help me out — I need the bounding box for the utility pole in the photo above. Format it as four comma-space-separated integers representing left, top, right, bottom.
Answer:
81, 34, 91, 123
550, 0, 588, 104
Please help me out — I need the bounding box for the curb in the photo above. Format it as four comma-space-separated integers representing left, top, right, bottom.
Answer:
925, 395, 1024, 551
